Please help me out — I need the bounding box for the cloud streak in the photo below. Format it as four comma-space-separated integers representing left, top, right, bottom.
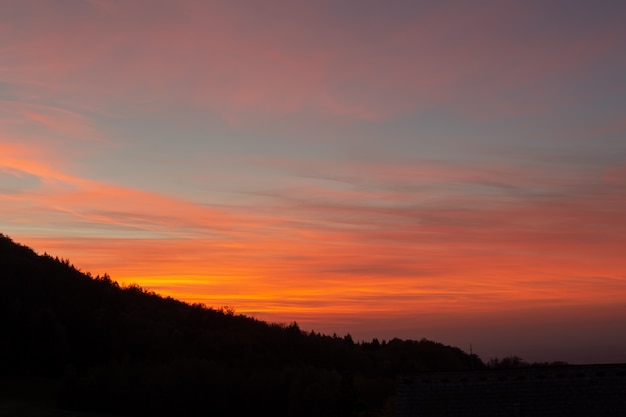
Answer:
6, 149, 623, 318
3, 1, 625, 123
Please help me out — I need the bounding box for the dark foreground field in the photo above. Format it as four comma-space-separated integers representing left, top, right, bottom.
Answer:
0, 377, 123, 417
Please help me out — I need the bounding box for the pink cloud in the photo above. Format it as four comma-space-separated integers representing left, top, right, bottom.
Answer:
0, 142, 238, 240
3, 1, 624, 124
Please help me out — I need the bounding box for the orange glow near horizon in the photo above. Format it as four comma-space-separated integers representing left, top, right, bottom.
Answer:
4, 140, 625, 335
4, 144, 625, 333
2, 0, 626, 364
15, 230, 626, 315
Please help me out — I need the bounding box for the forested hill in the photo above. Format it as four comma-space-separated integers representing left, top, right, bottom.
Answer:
0, 233, 483, 417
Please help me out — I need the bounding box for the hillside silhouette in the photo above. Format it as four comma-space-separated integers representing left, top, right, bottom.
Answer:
0, 233, 483, 417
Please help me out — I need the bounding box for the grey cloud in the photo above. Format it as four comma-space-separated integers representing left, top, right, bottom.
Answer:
0, 168, 41, 194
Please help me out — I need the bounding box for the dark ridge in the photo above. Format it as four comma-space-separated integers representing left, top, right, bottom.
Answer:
0, 233, 482, 417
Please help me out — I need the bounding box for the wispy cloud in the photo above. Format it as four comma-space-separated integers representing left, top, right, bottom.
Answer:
3, 1, 624, 124
9, 147, 624, 322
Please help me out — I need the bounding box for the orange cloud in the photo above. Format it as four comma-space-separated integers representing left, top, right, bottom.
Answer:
11, 149, 626, 321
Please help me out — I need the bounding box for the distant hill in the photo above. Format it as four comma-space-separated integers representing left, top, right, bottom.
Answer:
0, 233, 482, 417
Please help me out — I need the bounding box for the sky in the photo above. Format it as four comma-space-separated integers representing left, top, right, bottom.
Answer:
1, 0, 625, 364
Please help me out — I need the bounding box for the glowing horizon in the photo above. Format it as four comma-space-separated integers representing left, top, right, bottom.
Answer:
2, 0, 625, 364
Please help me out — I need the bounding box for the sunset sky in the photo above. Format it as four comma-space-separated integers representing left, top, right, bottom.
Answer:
1, 0, 625, 364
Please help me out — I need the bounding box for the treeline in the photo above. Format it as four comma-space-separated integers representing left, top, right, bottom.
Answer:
0, 234, 483, 417
487, 356, 567, 369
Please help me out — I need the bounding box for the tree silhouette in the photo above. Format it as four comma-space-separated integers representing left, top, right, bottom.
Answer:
0, 233, 485, 417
